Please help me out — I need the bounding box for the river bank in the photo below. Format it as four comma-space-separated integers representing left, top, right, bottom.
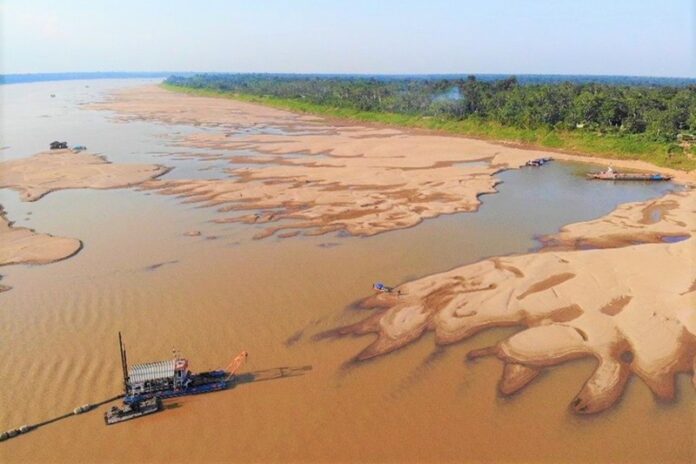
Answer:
161, 83, 696, 173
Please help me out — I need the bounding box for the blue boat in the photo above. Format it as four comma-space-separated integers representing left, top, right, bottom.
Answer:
373, 282, 394, 293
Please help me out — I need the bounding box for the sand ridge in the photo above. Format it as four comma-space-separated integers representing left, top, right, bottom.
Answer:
328, 189, 696, 414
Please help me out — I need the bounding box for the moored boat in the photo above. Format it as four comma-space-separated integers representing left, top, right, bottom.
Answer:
586, 166, 672, 181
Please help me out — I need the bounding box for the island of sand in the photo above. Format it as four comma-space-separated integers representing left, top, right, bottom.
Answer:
0, 150, 171, 292
0, 206, 81, 292
0, 149, 170, 201
328, 189, 696, 414
89, 85, 695, 414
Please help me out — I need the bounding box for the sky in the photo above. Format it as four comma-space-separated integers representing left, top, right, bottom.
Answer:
1, 0, 694, 77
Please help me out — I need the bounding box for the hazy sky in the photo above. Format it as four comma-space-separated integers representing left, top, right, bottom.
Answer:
1, 0, 694, 76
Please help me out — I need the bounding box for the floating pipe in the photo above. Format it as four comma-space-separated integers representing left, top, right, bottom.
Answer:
73, 404, 93, 415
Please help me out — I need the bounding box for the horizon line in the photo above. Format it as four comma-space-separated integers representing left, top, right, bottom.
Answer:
2, 70, 696, 80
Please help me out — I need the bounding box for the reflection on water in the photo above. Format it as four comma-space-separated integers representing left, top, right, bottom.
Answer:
0, 80, 693, 464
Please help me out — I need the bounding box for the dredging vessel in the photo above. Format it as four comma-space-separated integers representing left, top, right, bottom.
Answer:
105, 333, 247, 425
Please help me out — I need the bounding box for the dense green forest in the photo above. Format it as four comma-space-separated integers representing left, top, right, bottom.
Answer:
164, 74, 696, 169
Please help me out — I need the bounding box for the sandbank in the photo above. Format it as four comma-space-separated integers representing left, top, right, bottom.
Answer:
0, 206, 82, 270
0, 149, 170, 202
330, 189, 696, 413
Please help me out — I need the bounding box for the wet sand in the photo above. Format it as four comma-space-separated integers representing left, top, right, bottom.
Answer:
1, 80, 694, 463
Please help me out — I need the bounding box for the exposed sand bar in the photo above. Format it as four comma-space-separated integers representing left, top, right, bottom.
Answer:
330, 189, 696, 413
0, 150, 170, 292
90, 85, 578, 238
0, 206, 81, 275
90, 86, 695, 239
0, 149, 170, 202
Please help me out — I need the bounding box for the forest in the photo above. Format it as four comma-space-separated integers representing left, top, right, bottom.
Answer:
164, 74, 696, 169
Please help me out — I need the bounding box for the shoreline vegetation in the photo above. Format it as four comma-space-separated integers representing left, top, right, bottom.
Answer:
162, 75, 696, 171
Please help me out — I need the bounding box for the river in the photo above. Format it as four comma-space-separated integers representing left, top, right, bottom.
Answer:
0, 79, 692, 463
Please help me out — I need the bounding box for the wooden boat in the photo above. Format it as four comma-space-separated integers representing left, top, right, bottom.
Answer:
586, 168, 671, 181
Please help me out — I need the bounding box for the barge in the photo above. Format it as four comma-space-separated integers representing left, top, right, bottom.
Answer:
587, 166, 672, 181
104, 333, 248, 425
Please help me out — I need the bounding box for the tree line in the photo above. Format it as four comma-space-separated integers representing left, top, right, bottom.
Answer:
166, 74, 696, 142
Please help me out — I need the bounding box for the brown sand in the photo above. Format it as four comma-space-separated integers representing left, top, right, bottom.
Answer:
0, 206, 81, 268
330, 189, 696, 414
0, 149, 170, 201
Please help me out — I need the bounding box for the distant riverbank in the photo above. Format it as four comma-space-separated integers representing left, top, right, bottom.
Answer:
162, 82, 696, 172
0, 72, 178, 85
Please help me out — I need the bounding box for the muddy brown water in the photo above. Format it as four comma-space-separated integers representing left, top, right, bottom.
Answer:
0, 80, 693, 463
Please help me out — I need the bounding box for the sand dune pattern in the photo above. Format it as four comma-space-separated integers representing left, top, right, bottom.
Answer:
90, 86, 563, 238
329, 190, 696, 414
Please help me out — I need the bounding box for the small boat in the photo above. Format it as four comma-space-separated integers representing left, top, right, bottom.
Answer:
104, 397, 162, 425
586, 166, 672, 181
373, 282, 393, 293
525, 157, 552, 167
72, 145, 87, 152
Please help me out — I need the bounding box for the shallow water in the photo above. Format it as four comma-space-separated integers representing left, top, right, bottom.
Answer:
0, 80, 693, 463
